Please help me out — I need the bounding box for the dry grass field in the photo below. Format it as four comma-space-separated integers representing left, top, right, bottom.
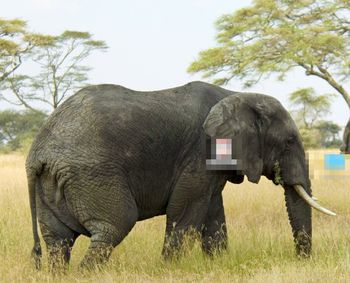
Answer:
1, 151, 350, 282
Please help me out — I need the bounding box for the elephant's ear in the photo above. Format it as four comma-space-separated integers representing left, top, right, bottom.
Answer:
203, 95, 263, 183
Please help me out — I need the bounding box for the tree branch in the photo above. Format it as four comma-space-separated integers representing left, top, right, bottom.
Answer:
0, 54, 22, 83
316, 64, 350, 107
7, 79, 42, 113
297, 62, 350, 107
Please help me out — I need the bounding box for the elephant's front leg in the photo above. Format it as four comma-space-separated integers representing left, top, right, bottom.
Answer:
162, 195, 210, 260
201, 193, 227, 256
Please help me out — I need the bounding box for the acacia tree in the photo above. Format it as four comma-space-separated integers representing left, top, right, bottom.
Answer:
289, 87, 341, 148
317, 121, 342, 147
188, 0, 350, 109
289, 87, 332, 129
0, 109, 46, 150
0, 18, 27, 85
2, 30, 107, 110
0, 18, 49, 88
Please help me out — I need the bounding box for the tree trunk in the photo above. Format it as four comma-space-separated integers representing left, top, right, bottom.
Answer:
341, 118, 350, 153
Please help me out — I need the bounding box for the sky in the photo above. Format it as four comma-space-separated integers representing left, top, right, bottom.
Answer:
2, 0, 349, 128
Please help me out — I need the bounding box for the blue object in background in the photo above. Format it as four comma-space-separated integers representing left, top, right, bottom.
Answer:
324, 154, 345, 170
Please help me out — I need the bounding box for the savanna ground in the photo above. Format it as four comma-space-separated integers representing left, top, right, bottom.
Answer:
0, 151, 350, 282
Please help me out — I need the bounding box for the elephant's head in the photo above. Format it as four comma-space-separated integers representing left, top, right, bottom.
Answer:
203, 93, 335, 256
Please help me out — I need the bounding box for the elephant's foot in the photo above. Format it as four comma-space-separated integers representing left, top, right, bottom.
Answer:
162, 230, 185, 261
79, 217, 136, 270
201, 232, 228, 257
47, 239, 74, 274
79, 242, 114, 270
162, 227, 202, 261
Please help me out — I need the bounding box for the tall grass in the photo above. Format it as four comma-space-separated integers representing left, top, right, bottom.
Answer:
0, 153, 349, 282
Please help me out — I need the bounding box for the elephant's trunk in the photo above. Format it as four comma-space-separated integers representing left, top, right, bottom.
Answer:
284, 184, 336, 256
284, 185, 312, 257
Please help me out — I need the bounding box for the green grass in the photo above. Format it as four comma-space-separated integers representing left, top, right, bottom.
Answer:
1, 154, 349, 282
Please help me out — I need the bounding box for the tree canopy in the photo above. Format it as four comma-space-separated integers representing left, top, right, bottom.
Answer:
0, 18, 51, 87
289, 87, 341, 148
0, 18, 108, 152
0, 18, 26, 84
0, 19, 108, 111
0, 109, 47, 151
188, 0, 350, 108
289, 87, 332, 128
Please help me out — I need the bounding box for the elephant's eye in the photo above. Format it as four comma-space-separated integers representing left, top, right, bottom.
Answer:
286, 136, 296, 146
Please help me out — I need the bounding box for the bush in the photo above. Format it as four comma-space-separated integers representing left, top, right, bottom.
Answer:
0, 110, 47, 153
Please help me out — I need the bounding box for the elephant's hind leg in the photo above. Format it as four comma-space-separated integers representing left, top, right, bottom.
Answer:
74, 180, 138, 270
37, 194, 78, 273
79, 220, 126, 270
79, 215, 138, 270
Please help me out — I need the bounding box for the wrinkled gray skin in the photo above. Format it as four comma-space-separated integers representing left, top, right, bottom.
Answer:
27, 81, 312, 271
340, 118, 350, 153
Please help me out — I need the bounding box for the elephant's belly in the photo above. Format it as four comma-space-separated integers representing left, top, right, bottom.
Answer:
132, 180, 172, 221
137, 207, 166, 221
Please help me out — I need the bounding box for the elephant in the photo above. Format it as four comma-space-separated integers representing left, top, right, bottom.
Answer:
26, 81, 335, 271
340, 118, 350, 153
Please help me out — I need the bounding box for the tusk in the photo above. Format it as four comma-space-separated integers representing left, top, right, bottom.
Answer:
293, 185, 336, 216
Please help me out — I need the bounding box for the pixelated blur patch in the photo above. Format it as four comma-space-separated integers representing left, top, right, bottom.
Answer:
206, 138, 243, 171
324, 154, 345, 170
216, 139, 232, 158
308, 151, 350, 180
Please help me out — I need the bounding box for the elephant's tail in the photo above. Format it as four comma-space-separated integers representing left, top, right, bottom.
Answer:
28, 171, 42, 270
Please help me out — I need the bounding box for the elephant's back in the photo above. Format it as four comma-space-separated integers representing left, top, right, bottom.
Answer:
26, 82, 230, 173
38, 81, 223, 141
